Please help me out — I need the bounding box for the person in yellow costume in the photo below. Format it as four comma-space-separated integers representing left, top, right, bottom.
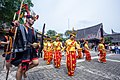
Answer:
53, 35, 64, 68
65, 33, 80, 76
46, 37, 53, 65
43, 38, 48, 60
76, 41, 83, 59
84, 40, 91, 61
98, 38, 106, 63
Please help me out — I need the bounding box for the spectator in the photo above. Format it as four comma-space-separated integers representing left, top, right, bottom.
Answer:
114, 44, 119, 54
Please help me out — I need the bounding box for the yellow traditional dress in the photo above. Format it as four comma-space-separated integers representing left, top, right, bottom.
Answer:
65, 39, 80, 76
84, 43, 91, 61
46, 41, 53, 65
98, 43, 106, 63
53, 41, 63, 68
43, 41, 48, 60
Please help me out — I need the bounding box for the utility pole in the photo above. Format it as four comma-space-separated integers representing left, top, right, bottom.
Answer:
68, 18, 70, 30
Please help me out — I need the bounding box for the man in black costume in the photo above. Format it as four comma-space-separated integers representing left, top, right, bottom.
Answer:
11, 15, 39, 80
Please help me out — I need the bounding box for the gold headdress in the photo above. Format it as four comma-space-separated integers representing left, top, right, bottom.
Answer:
70, 27, 77, 37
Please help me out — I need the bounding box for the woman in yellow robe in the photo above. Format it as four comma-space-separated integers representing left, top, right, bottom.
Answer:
98, 38, 106, 63
53, 35, 64, 68
43, 39, 48, 60
46, 38, 53, 65
84, 41, 91, 61
65, 33, 80, 76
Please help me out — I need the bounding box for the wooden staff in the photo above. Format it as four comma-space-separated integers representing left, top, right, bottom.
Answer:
12, 0, 24, 52
13, 12, 16, 21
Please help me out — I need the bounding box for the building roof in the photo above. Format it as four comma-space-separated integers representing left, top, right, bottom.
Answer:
76, 23, 104, 40
76, 23, 120, 43
111, 29, 118, 34
104, 33, 120, 43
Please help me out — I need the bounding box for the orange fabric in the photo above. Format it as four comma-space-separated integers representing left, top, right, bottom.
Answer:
43, 50, 48, 60
99, 50, 106, 63
67, 40, 75, 51
4, 51, 11, 54
57, 42, 60, 46
77, 50, 83, 59
84, 44, 91, 61
54, 41, 62, 51
4, 36, 13, 54
54, 50, 62, 68
43, 42, 48, 60
9, 36, 13, 50
66, 51, 76, 76
53, 41, 63, 68
98, 43, 106, 63
84, 49, 91, 61
46, 51, 53, 65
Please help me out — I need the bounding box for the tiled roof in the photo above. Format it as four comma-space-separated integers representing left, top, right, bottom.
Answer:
76, 23, 103, 40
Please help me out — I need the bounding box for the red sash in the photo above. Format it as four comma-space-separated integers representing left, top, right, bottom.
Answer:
67, 40, 75, 51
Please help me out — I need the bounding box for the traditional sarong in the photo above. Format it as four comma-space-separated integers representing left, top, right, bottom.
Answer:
54, 50, 62, 68
66, 51, 76, 76
84, 49, 91, 61
43, 50, 48, 60
99, 50, 106, 63
77, 49, 83, 59
46, 51, 53, 65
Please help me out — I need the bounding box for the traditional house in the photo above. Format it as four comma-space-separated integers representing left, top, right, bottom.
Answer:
76, 23, 105, 43
76, 23, 120, 44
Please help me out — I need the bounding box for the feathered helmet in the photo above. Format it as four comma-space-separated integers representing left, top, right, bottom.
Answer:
24, 7, 39, 21
25, 14, 39, 21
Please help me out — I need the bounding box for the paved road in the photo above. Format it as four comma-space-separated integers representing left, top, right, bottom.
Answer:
0, 51, 120, 80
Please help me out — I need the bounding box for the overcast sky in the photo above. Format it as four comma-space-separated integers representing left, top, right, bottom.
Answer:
32, 0, 120, 34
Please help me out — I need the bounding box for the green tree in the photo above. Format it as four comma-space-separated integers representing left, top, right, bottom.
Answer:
0, 0, 33, 26
57, 33, 63, 38
64, 30, 72, 38
46, 30, 57, 38
104, 37, 113, 44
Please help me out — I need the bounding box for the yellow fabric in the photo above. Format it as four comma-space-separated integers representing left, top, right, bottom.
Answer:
66, 39, 80, 51
53, 41, 63, 51
98, 43, 105, 50
78, 48, 82, 51
47, 42, 53, 51
9, 36, 13, 50
84, 44, 89, 50
98, 44, 105, 51
70, 33, 75, 37
98, 43, 106, 53
4, 36, 12, 54
4, 51, 11, 54
43, 42, 48, 50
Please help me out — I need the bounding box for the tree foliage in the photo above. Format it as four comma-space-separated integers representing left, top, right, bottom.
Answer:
46, 30, 66, 41
46, 30, 57, 38
0, 0, 33, 26
57, 33, 63, 38
104, 37, 113, 44
64, 30, 72, 38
